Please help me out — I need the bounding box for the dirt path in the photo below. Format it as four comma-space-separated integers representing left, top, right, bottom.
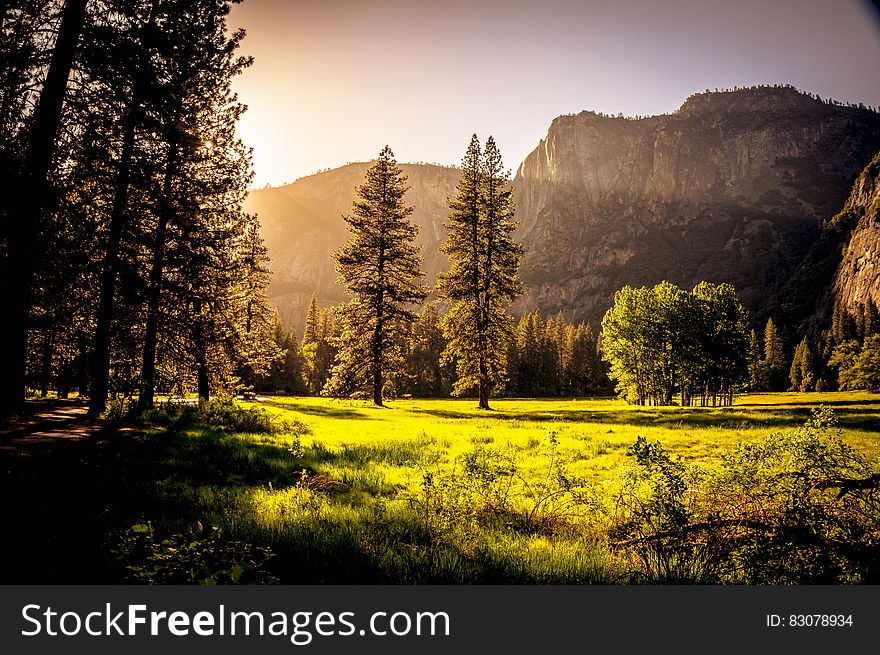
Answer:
0, 399, 110, 454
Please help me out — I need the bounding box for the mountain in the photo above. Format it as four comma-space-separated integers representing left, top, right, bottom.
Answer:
511, 86, 880, 327
246, 87, 880, 334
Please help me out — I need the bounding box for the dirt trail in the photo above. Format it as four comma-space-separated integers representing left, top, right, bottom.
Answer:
0, 399, 109, 454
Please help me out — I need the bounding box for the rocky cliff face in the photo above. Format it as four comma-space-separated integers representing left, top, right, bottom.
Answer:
831, 154, 880, 312
512, 87, 880, 326
248, 87, 880, 333
244, 163, 460, 332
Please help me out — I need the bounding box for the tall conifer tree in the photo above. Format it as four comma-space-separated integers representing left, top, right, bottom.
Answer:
437, 135, 522, 409
323, 146, 428, 406
763, 317, 786, 390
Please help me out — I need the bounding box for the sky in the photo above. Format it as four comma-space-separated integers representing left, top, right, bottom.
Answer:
228, 0, 880, 188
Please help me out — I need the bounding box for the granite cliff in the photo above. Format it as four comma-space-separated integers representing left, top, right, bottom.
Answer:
511, 86, 880, 326
831, 153, 880, 313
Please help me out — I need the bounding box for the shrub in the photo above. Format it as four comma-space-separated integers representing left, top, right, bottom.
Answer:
611, 407, 880, 583
413, 431, 599, 549
141, 398, 307, 435
113, 522, 277, 584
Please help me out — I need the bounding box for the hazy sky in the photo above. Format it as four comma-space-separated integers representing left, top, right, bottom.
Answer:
228, 0, 880, 188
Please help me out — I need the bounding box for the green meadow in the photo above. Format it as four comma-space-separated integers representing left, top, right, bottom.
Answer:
254, 392, 880, 478
3, 392, 879, 584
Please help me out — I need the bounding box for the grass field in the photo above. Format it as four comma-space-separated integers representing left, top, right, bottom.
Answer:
2, 392, 878, 584
253, 392, 880, 488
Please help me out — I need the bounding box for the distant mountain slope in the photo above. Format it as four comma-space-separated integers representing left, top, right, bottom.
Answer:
246, 87, 880, 334
244, 163, 460, 332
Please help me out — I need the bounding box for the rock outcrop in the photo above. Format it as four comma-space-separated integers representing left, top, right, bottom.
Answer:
831, 153, 880, 312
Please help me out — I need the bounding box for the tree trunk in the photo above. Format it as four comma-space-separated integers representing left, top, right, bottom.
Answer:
478, 355, 490, 410
197, 362, 210, 403
373, 263, 384, 407
373, 364, 383, 407
138, 139, 179, 412
40, 334, 53, 397
88, 90, 140, 416
0, 0, 87, 417
193, 300, 210, 402
59, 352, 69, 399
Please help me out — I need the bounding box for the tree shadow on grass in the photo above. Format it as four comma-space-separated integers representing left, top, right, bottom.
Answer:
0, 421, 620, 584
258, 398, 372, 420
0, 422, 306, 583
409, 404, 880, 433
740, 398, 880, 408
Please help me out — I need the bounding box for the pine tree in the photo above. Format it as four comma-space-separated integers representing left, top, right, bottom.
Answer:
405, 303, 450, 397
322, 146, 428, 406
565, 323, 596, 396
135, 0, 259, 406
302, 293, 320, 347
437, 135, 522, 409
832, 303, 846, 345
789, 336, 814, 392
257, 320, 306, 394
1, 0, 89, 416
861, 300, 877, 341
301, 298, 336, 394
515, 311, 544, 396
763, 318, 786, 390
855, 304, 866, 342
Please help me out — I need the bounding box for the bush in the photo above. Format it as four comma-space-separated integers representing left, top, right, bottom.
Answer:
141, 398, 306, 435
611, 407, 880, 583
413, 431, 599, 550
113, 522, 277, 584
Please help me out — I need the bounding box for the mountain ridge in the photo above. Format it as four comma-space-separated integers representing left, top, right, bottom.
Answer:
244, 86, 880, 336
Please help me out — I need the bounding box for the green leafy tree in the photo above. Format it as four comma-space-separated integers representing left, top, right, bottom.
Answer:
831, 335, 880, 390
601, 281, 749, 405
437, 135, 522, 409
323, 146, 428, 406
691, 282, 750, 406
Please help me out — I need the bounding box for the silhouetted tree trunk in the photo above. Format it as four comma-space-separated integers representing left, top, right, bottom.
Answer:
478, 355, 490, 410
88, 89, 141, 416
138, 139, 179, 412
1, 0, 87, 416
194, 299, 210, 402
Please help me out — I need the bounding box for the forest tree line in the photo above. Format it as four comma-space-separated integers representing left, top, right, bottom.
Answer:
256, 296, 603, 400
256, 291, 880, 403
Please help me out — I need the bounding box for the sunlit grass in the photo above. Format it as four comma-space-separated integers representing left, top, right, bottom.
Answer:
248, 392, 880, 490
6, 391, 877, 583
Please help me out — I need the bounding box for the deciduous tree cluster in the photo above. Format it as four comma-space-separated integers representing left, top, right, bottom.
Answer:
601, 282, 750, 406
